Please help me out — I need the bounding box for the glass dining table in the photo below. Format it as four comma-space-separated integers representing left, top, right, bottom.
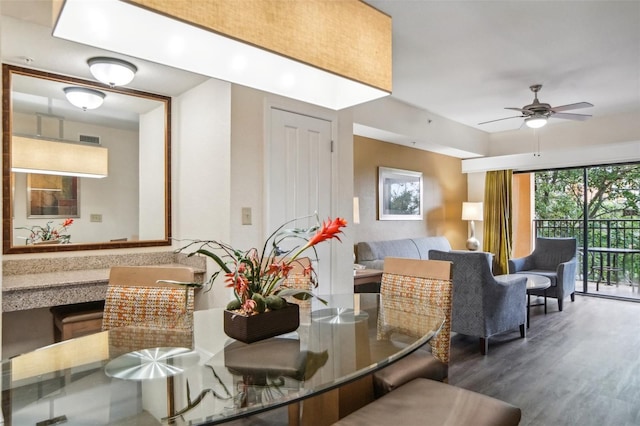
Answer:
1, 293, 443, 425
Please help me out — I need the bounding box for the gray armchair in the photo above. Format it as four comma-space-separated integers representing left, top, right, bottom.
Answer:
428, 250, 526, 355
508, 237, 577, 311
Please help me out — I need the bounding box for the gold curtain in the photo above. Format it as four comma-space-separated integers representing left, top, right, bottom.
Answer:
483, 170, 513, 275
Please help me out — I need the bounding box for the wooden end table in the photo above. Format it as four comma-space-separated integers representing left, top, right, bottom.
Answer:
353, 269, 383, 293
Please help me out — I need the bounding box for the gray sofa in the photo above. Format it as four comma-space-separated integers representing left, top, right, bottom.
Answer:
356, 237, 452, 270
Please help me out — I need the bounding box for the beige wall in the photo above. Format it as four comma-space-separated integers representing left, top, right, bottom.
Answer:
353, 135, 467, 250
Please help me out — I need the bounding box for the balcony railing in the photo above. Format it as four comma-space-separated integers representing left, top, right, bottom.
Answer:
534, 219, 640, 287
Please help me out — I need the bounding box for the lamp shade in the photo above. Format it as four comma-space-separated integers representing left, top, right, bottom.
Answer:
462, 202, 483, 221
12, 136, 108, 178
63, 87, 105, 110
525, 115, 547, 129
53, 0, 391, 110
88, 57, 137, 86
353, 197, 360, 224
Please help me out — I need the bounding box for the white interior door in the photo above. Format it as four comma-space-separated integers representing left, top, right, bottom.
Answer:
268, 108, 333, 293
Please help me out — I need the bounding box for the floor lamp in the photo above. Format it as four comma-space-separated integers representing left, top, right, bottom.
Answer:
462, 202, 483, 251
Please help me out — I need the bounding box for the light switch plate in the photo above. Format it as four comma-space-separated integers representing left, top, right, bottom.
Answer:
90, 213, 102, 223
241, 207, 252, 225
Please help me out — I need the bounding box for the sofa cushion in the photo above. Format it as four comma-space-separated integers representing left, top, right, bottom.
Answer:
356, 237, 452, 270
413, 237, 452, 259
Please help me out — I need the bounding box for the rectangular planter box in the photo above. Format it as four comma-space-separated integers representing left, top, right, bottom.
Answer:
223, 303, 300, 344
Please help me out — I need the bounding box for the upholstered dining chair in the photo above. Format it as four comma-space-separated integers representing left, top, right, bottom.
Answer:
371, 257, 453, 398
333, 377, 522, 426
508, 237, 578, 311
280, 257, 313, 290
102, 265, 196, 332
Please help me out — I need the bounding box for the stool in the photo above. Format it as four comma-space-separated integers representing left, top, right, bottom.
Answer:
50, 301, 105, 342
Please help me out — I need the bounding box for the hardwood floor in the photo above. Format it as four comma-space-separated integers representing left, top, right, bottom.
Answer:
449, 294, 640, 426
230, 294, 640, 425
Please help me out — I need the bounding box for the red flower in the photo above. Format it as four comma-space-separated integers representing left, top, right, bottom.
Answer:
242, 299, 257, 312
307, 217, 347, 247
62, 218, 74, 228
303, 264, 313, 277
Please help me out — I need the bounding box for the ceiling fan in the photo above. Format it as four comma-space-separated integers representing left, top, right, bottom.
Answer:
479, 84, 594, 129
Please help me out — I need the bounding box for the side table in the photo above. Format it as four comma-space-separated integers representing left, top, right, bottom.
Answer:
495, 273, 551, 328
354, 269, 383, 293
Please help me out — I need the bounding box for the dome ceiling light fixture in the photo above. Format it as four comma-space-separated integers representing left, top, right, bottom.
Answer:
88, 57, 138, 87
63, 86, 106, 110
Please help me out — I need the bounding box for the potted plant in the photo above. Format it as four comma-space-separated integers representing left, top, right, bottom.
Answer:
175, 214, 347, 343
15, 218, 74, 245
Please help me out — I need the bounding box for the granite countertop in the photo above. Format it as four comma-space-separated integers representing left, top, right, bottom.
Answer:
2, 252, 207, 312
2, 269, 111, 292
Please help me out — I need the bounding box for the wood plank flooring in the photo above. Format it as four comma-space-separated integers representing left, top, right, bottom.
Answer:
231, 294, 640, 425
449, 294, 640, 426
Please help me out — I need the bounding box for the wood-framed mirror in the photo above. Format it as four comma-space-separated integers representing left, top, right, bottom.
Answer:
2, 64, 172, 254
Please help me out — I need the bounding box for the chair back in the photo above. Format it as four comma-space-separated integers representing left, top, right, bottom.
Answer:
102, 266, 195, 331
428, 250, 498, 336
380, 257, 453, 365
281, 257, 313, 291
532, 237, 577, 269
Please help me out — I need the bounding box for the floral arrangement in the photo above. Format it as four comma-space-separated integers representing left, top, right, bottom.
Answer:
16, 218, 74, 244
176, 215, 347, 315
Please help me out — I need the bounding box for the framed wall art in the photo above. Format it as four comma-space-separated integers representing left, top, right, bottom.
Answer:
27, 173, 80, 218
378, 166, 423, 220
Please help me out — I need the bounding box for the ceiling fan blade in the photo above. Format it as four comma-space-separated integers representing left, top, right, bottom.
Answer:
505, 107, 529, 113
551, 102, 594, 112
478, 116, 524, 125
552, 112, 592, 121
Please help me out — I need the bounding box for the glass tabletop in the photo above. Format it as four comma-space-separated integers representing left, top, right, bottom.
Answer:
1, 293, 444, 425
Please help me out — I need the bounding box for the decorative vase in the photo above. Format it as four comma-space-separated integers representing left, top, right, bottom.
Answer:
223, 303, 300, 344
33, 240, 62, 245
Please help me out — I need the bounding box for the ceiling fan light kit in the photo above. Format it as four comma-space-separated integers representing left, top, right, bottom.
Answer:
479, 84, 593, 129
525, 115, 548, 129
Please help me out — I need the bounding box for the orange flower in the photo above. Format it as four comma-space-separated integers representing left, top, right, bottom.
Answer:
268, 261, 294, 278
62, 218, 74, 228
307, 217, 347, 247
225, 271, 249, 295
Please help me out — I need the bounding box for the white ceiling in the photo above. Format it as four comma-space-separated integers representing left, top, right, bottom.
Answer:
2, 0, 639, 135
367, 0, 640, 133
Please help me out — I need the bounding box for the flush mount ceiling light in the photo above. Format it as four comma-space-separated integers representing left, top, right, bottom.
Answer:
88, 57, 137, 87
53, 0, 392, 110
525, 114, 548, 129
63, 87, 106, 110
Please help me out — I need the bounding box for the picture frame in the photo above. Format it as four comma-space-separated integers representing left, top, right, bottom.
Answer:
378, 166, 423, 220
27, 173, 80, 218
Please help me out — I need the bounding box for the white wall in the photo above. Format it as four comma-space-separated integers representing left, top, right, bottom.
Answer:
462, 110, 640, 244
463, 111, 640, 173
351, 96, 490, 158
11, 113, 140, 244
230, 85, 355, 296
139, 103, 166, 240
172, 78, 232, 310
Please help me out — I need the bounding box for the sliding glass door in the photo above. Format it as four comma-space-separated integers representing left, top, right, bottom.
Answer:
530, 163, 640, 300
